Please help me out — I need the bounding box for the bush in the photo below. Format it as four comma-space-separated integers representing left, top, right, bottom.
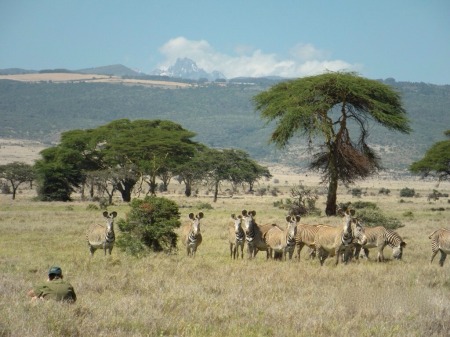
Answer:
400, 187, 415, 197
351, 188, 363, 197
116, 196, 181, 256
379, 187, 391, 195
357, 208, 404, 230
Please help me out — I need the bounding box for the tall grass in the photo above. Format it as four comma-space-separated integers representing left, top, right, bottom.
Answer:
1, 178, 450, 337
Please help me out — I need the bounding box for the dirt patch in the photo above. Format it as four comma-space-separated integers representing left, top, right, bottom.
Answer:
0, 138, 47, 164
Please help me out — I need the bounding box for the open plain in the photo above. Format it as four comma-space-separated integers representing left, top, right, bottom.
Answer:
1, 140, 450, 337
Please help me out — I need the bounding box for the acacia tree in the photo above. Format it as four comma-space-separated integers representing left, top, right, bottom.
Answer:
410, 130, 450, 184
34, 119, 201, 202
0, 162, 35, 200
254, 72, 410, 215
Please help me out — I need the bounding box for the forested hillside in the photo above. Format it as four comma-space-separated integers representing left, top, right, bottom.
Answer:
1, 78, 449, 171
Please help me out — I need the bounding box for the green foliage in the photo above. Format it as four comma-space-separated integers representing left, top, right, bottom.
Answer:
116, 196, 181, 255
351, 188, 363, 197
0, 161, 35, 199
357, 208, 404, 230
350, 201, 379, 210
400, 187, 415, 197
410, 130, 450, 182
254, 72, 410, 216
379, 187, 391, 195
86, 204, 99, 211
276, 184, 320, 216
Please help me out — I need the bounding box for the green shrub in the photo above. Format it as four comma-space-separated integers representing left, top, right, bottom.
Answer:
350, 201, 378, 210
379, 187, 391, 195
86, 204, 99, 211
195, 202, 213, 210
400, 187, 415, 197
351, 188, 363, 197
116, 196, 181, 256
357, 208, 404, 230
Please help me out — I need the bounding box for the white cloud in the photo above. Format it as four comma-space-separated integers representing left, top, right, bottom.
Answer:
157, 37, 362, 78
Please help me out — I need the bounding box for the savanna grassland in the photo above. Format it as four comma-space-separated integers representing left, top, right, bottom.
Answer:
1, 165, 450, 337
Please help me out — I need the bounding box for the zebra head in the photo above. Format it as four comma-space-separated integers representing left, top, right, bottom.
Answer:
242, 210, 257, 241
338, 208, 367, 246
386, 230, 406, 260
285, 216, 298, 246
103, 211, 117, 233
189, 212, 203, 236
231, 213, 243, 234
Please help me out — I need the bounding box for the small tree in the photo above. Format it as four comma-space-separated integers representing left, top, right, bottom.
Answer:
410, 130, 450, 184
116, 196, 181, 256
0, 162, 35, 200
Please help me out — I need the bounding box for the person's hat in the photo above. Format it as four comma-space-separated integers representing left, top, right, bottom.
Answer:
48, 266, 62, 276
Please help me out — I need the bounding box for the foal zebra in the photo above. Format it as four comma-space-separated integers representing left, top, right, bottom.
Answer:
354, 226, 406, 262
229, 214, 245, 259
429, 228, 450, 267
241, 210, 269, 259
182, 212, 204, 257
86, 211, 117, 257
264, 217, 298, 260
314, 209, 367, 266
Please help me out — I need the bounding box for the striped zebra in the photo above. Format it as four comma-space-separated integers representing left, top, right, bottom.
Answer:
354, 226, 406, 262
86, 211, 117, 257
229, 214, 245, 259
429, 228, 450, 267
264, 217, 298, 260
182, 212, 204, 257
314, 209, 367, 266
241, 210, 269, 259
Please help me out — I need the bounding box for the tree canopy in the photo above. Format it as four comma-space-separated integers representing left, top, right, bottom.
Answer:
254, 72, 410, 215
410, 130, 450, 183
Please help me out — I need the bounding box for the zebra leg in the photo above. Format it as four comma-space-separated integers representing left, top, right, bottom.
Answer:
430, 249, 439, 264
439, 251, 447, 267
89, 245, 96, 257
363, 248, 370, 259
296, 243, 304, 260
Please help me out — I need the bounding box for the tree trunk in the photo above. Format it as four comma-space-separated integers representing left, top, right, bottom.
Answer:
184, 183, 192, 197
325, 177, 338, 216
213, 181, 219, 202
117, 178, 136, 202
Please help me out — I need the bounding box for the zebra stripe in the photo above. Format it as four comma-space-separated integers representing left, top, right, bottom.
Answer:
314, 209, 367, 266
229, 214, 245, 259
429, 228, 450, 267
264, 218, 297, 260
182, 212, 204, 257
241, 210, 269, 259
355, 226, 406, 261
86, 211, 117, 257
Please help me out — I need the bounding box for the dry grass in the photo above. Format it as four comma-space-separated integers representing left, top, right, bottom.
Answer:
1, 173, 450, 337
0, 73, 192, 88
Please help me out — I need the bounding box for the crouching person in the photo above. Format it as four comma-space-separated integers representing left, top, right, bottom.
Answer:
27, 266, 76, 303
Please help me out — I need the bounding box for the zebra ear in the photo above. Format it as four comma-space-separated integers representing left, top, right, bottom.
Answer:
231, 214, 236, 219
110, 211, 117, 218
286, 216, 291, 222
242, 210, 248, 216
401, 241, 407, 247
349, 209, 356, 216
197, 212, 204, 219
189, 213, 195, 220
295, 215, 301, 222
103, 211, 109, 218
337, 208, 344, 216
250, 210, 256, 217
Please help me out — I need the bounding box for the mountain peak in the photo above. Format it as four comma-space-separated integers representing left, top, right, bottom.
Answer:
152, 58, 225, 81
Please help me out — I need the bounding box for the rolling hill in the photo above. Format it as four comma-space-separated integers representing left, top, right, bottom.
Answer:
0, 71, 449, 173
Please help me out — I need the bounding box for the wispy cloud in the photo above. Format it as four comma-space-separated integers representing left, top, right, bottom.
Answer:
157, 37, 362, 78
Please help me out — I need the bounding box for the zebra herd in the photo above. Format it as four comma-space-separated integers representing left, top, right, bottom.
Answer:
85, 210, 450, 267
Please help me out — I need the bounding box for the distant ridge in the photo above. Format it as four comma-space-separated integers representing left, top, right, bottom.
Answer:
77, 64, 142, 77
0, 68, 38, 75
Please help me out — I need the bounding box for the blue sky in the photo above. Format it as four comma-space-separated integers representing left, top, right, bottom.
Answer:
1, 0, 449, 84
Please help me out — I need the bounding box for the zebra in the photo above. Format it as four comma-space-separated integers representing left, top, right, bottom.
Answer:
354, 226, 406, 262
429, 228, 450, 267
182, 212, 204, 257
229, 213, 245, 259
241, 210, 270, 259
314, 209, 367, 266
86, 211, 117, 257
264, 217, 298, 260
